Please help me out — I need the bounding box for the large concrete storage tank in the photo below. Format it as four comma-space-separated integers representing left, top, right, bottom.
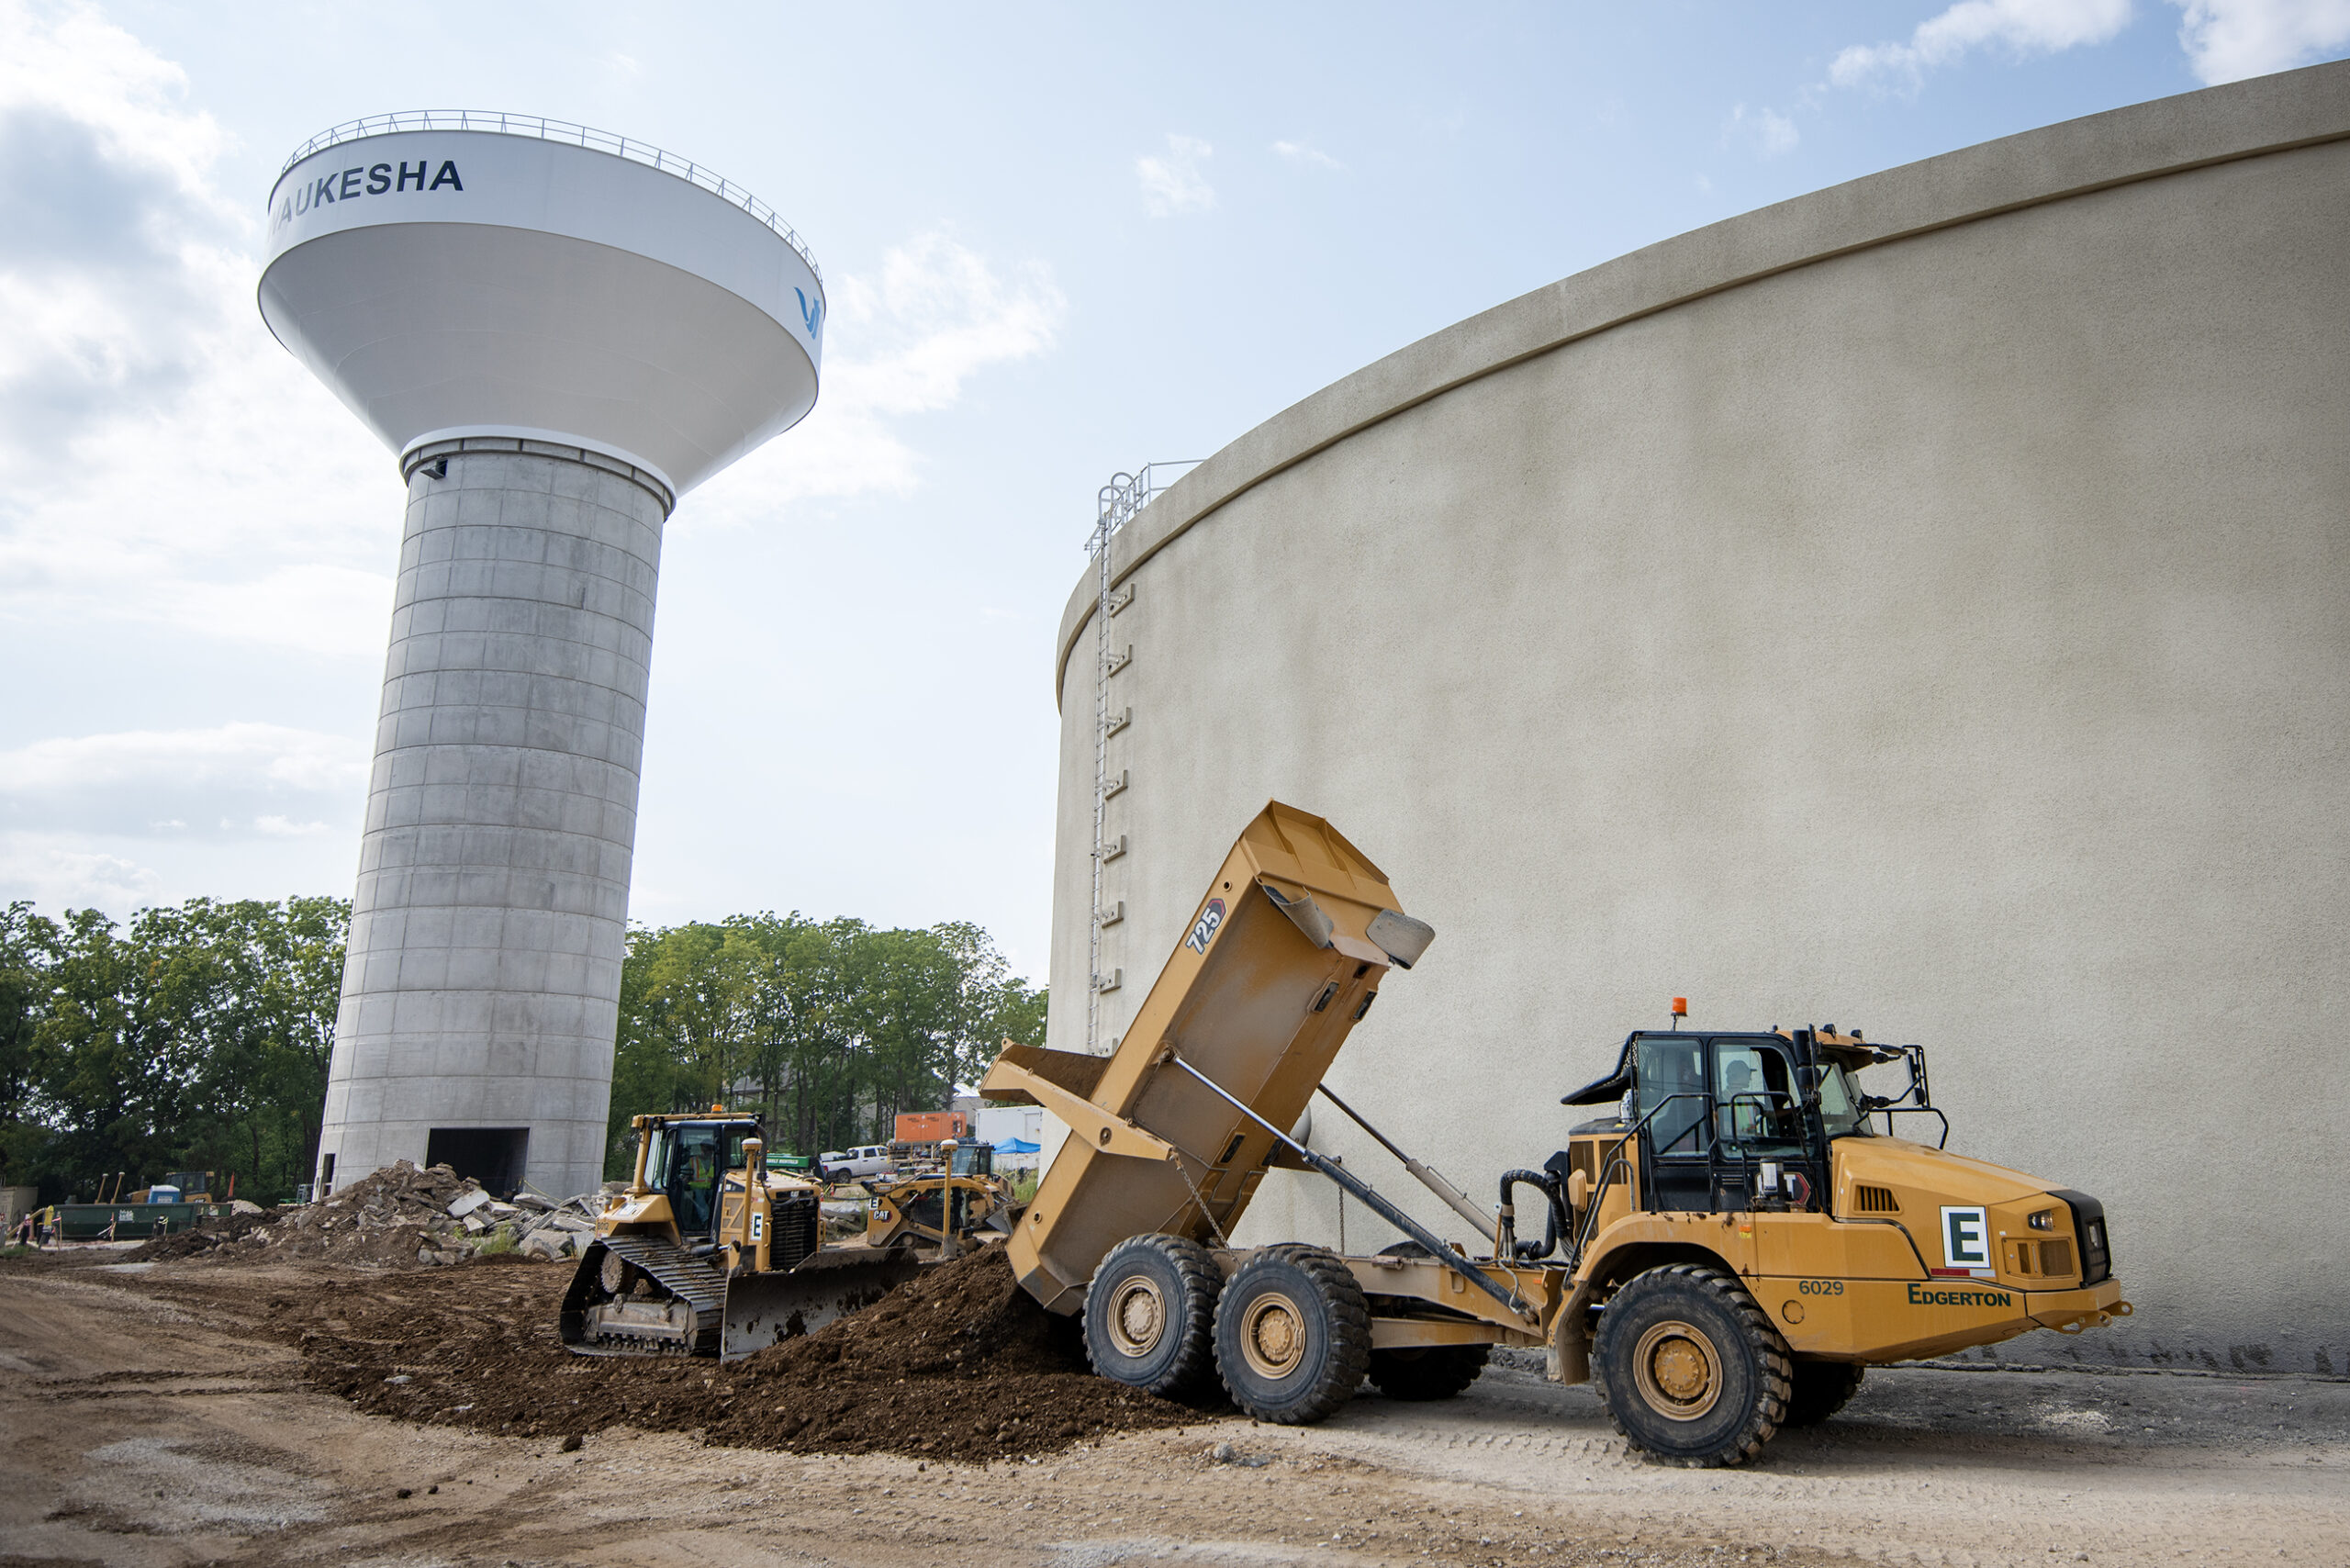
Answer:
1052, 63, 2350, 1372
260, 114, 823, 1199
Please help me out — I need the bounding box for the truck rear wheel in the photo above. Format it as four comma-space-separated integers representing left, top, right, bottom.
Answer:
1368, 1343, 1489, 1401
1083, 1233, 1221, 1395
1780, 1359, 1865, 1427
1214, 1244, 1372, 1424
1593, 1262, 1790, 1466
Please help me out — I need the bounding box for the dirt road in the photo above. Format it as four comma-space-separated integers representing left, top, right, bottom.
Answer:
2, 1250, 2344, 1567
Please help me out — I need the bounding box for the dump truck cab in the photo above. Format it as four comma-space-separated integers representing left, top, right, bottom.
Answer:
1561, 1026, 1922, 1219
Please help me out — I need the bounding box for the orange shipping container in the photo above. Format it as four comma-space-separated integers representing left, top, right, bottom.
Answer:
893, 1112, 967, 1143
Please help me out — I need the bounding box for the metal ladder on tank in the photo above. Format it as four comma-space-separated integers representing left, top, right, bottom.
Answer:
1085, 462, 1198, 1055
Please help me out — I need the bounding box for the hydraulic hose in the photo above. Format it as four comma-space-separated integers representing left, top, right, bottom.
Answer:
1497, 1169, 1569, 1260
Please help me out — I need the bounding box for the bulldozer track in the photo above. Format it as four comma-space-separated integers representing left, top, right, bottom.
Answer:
564, 1235, 730, 1358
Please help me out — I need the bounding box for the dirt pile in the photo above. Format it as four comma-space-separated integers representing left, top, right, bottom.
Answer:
125, 1204, 276, 1260
274, 1243, 1204, 1462
195, 1161, 599, 1269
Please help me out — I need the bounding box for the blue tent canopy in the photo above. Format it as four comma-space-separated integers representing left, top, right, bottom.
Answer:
997, 1137, 1040, 1153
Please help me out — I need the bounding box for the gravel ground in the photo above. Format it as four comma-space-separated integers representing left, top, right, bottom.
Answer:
1, 1247, 2343, 1567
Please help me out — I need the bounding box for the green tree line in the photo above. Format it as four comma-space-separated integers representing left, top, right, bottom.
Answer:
610, 914, 1046, 1178
0, 896, 347, 1205
0, 897, 1045, 1203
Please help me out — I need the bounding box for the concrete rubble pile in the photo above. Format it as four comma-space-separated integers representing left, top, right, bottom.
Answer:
216, 1159, 605, 1268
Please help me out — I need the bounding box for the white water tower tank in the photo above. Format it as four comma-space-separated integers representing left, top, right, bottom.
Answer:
260, 113, 823, 1199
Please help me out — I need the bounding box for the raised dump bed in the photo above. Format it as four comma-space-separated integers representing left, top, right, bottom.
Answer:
982, 801, 1433, 1315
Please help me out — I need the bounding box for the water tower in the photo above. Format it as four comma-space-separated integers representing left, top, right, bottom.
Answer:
259, 113, 823, 1199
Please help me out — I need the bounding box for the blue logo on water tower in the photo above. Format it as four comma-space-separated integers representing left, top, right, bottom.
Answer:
794, 286, 823, 342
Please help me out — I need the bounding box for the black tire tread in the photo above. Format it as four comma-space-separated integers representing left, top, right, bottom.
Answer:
1593, 1261, 1791, 1467
1368, 1342, 1490, 1401
1083, 1232, 1221, 1396
1781, 1359, 1865, 1427
1215, 1244, 1373, 1425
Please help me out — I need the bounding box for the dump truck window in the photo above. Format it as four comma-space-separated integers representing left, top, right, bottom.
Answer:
1817, 1062, 1870, 1137
1714, 1042, 1801, 1151
1634, 1036, 1708, 1157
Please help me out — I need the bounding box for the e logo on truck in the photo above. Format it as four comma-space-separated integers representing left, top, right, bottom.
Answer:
1941, 1205, 1991, 1270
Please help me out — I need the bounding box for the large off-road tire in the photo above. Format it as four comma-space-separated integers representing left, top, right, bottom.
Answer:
1593, 1262, 1791, 1466
1083, 1233, 1222, 1395
1368, 1342, 1490, 1400
1214, 1244, 1373, 1424
1780, 1359, 1865, 1427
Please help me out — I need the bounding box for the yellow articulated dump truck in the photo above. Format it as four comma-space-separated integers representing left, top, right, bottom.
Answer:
982, 801, 2130, 1465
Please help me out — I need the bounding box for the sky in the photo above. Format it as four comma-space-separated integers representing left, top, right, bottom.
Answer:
2, 0, 2345, 986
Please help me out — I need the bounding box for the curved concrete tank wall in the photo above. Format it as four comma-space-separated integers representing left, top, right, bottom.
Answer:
1049, 62, 2350, 1372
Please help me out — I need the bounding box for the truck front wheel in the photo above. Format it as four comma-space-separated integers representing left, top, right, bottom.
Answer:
1594, 1262, 1790, 1466
1083, 1233, 1221, 1395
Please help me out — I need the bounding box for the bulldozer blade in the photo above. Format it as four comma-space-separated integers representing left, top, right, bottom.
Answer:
719, 1248, 929, 1361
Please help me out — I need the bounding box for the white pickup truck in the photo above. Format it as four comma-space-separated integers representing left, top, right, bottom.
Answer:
817, 1145, 891, 1183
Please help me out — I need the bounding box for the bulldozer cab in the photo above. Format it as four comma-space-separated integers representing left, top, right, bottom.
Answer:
947, 1141, 993, 1179
642, 1117, 760, 1239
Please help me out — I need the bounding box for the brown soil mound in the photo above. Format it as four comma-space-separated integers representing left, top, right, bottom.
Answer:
125, 1205, 277, 1260
199, 1159, 596, 1269
271, 1244, 1205, 1462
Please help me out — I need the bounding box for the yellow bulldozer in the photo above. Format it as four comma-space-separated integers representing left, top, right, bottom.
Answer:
560, 1110, 1001, 1360
982, 801, 2130, 1465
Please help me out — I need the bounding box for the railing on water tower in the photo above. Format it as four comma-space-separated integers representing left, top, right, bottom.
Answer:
278, 110, 822, 283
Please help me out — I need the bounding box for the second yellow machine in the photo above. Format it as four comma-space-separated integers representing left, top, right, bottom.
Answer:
561, 1111, 927, 1359
982, 802, 2129, 1465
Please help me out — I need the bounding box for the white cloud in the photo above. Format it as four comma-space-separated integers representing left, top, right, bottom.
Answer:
0, 0, 395, 659
2174, 0, 2350, 81
0, 835, 161, 910
1271, 139, 1344, 172
1723, 104, 1801, 156
1136, 134, 1215, 216
253, 814, 332, 837
0, 717, 363, 894
0, 722, 368, 797
690, 231, 1066, 520
1830, 0, 2134, 89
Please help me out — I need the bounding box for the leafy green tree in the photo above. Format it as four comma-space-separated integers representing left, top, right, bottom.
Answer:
0, 902, 50, 1188
604, 913, 1046, 1177
0, 896, 345, 1204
